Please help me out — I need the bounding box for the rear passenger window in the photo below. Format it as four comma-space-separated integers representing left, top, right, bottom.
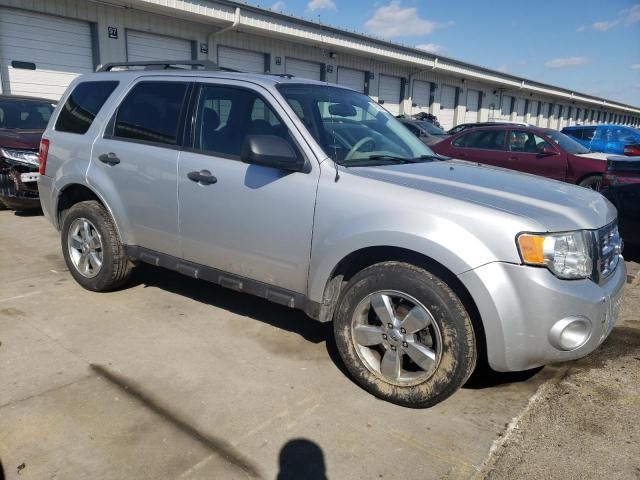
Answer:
114, 82, 189, 146
55, 81, 118, 134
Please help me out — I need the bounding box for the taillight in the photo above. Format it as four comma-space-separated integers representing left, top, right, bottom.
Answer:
38, 138, 49, 175
602, 173, 640, 186
623, 144, 640, 156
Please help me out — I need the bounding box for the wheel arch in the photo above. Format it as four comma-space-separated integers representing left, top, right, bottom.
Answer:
316, 245, 487, 365
56, 183, 125, 242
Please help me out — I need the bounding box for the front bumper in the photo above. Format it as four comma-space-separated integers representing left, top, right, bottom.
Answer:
0, 170, 41, 210
459, 259, 626, 372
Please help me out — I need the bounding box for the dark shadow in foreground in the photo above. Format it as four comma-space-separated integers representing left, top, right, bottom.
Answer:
0, 458, 5, 480
464, 363, 544, 389
277, 438, 327, 480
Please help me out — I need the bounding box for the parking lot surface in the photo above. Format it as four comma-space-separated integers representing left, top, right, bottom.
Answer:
0, 211, 636, 480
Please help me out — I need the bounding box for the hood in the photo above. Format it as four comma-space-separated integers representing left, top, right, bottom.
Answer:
0, 129, 44, 150
575, 152, 610, 161
349, 159, 616, 231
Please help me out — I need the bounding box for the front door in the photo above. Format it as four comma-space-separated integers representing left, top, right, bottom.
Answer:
505, 129, 567, 181
90, 79, 191, 257
177, 80, 319, 293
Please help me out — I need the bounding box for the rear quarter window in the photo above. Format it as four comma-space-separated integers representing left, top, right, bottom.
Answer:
55, 81, 119, 134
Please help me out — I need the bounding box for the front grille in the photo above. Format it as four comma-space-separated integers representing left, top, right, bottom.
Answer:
593, 221, 622, 282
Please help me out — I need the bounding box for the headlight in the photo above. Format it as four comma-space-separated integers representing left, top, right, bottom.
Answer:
517, 230, 592, 279
0, 148, 40, 167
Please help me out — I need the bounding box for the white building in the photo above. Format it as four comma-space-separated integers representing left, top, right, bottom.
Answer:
0, 0, 638, 129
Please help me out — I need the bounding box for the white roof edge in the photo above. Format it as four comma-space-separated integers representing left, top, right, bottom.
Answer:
133, 0, 640, 114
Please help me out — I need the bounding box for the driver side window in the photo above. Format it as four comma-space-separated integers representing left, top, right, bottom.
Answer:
193, 85, 291, 158
508, 130, 552, 154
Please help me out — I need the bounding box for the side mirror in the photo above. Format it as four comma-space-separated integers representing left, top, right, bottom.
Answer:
241, 135, 306, 172
541, 146, 558, 156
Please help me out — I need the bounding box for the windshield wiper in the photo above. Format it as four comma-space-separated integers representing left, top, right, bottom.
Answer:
365, 155, 414, 163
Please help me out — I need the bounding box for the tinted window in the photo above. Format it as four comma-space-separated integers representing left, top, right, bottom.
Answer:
403, 122, 421, 135
0, 99, 55, 130
453, 130, 506, 150
55, 81, 118, 134
193, 85, 290, 157
508, 130, 552, 153
114, 82, 188, 145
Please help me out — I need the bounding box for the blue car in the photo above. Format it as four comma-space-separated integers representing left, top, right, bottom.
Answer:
561, 124, 640, 156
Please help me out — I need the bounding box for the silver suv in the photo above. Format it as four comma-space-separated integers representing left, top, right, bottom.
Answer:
38, 61, 625, 407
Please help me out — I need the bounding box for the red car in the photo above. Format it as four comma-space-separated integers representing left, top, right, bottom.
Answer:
431, 125, 608, 189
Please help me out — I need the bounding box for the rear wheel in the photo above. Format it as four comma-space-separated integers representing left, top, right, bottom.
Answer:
61, 200, 132, 291
579, 175, 602, 191
333, 261, 477, 408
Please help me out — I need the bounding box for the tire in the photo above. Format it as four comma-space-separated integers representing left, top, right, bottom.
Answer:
578, 175, 602, 191
61, 200, 132, 291
333, 261, 476, 408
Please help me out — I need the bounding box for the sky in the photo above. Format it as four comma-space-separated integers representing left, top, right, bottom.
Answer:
250, 0, 640, 106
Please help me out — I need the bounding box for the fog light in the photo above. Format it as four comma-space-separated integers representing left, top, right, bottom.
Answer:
549, 317, 592, 351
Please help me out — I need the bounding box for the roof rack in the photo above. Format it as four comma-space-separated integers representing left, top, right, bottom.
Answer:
97, 60, 229, 72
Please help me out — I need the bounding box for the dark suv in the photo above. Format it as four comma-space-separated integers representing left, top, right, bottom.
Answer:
0, 95, 55, 210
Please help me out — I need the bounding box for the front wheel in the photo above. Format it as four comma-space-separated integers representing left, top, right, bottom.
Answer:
333, 262, 477, 408
61, 200, 132, 291
579, 175, 602, 191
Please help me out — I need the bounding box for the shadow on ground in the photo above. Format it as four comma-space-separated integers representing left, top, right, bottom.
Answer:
131, 264, 541, 395
276, 438, 327, 480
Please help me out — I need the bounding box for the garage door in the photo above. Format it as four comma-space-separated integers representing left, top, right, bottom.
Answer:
378, 75, 402, 116
464, 89, 480, 123
0, 8, 93, 100
217, 46, 265, 73
439, 85, 456, 130
515, 98, 526, 122
337, 67, 365, 93
501, 95, 513, 119
126, 31, 192, 62
528, 101, 539, 126
285, 58, 322, 81
412, 80, 430, 113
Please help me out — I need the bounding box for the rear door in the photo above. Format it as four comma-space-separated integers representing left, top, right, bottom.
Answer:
505, 129, 567, 181
90, 79, 190, 257
447, 128, 509, 167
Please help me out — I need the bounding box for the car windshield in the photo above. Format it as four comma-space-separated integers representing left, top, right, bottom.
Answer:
277, 84, 437, 166
545, 130, 590, 154
0, 99, 55, 130
416, 121, 446, 135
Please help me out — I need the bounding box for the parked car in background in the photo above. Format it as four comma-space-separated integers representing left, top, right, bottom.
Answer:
432, 125, 608, 189
0, 95, 55, 210
399, 118, 449, 145
39, 63, 625, 408
601, 156, 640, 245
562, 125, 640, 156
447, 120, 531, 135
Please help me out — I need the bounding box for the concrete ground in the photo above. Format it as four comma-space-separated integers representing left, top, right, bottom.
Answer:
0, 211, 636, 480
480, 251, 640, 480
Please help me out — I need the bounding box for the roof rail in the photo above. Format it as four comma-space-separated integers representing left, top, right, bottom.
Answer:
97, 60, 225, 72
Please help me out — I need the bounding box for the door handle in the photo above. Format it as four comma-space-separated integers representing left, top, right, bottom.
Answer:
98, 152, 120, 165
187, 170, 217, 185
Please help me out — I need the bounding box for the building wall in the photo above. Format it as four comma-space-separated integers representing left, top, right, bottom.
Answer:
0, 0, 638, 127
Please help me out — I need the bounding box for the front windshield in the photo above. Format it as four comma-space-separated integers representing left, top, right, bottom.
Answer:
416, 120, 446, 135
0, 99, 55, 130
545, 130, 590, 154
277, 84, 436, 166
